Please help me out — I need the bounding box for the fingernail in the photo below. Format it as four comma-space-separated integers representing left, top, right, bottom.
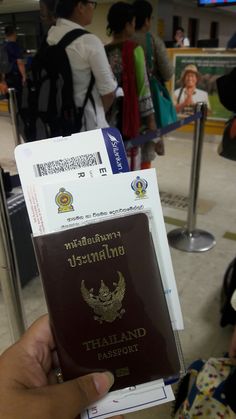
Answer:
93, 371, 114, 395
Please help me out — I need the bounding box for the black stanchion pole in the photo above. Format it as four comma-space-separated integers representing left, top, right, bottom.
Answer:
8, 88, 21, 147
0, 169, 26, 341
167, 102, 216, 252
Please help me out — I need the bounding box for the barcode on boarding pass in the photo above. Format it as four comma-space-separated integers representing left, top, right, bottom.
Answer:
33, 152, 102, 177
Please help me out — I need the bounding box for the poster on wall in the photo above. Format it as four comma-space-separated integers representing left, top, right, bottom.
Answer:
172, 53, 236, 120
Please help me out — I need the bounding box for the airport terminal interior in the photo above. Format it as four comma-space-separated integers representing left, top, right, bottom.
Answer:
1, 115, 236, 418
1, 0, 236, 418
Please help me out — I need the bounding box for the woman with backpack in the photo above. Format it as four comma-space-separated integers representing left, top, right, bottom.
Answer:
46, 0, 117, 132
105, 2, 157, 170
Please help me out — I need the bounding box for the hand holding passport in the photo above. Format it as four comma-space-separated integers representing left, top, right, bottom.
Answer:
15, 128, 183, 416
33, 213, 180, 391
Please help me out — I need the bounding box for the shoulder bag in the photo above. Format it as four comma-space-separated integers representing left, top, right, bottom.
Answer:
146, 32, 177, 128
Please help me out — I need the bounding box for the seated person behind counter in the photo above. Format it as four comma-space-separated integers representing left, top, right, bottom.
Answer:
173, 27, 190, 48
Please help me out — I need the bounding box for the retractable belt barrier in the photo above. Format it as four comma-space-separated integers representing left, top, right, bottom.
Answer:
126, 110, 202, 149
128, 102, 216, 252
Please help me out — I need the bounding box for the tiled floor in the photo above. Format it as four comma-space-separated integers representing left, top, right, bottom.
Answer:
1, 113, 236, 418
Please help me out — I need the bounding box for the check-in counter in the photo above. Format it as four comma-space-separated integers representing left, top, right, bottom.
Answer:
0, 98, 8, 113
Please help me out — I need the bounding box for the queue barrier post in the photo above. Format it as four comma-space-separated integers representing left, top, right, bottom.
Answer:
0, 168, 26, 342
8, 88, 21, 147
167, 102, 216, 252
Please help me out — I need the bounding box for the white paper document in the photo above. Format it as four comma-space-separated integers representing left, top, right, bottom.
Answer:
81, 380, 174, 419
15, 128, 129, 181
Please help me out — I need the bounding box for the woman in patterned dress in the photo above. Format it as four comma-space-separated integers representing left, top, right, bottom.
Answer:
105, 1, 157, 170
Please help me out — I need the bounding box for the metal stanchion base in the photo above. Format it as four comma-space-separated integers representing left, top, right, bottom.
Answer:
168, 228, 216, 252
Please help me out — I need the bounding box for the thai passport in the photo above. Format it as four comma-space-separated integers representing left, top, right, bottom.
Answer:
33, 213, 180, 390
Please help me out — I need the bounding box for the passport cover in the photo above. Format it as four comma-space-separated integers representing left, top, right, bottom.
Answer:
33, 213, 180, 390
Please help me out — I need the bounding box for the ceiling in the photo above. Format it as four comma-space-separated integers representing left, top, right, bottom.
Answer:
0, 0, 236, 14
0, 0, 40, 14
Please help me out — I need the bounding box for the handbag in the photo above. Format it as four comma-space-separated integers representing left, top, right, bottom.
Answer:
220, 257, 236, 327
216, 68, 236, 113
173, 358, 236, 418
218, 116, 236, 161
146, 33, 177, 128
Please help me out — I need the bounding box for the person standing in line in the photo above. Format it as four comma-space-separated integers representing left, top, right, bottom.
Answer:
4, 25, 26, 111
132, 0, 173, 85
173, 26, 190, 48
47, 0, 117, 132
132, 0, 174, 155
39, 0, 57, 29
105, 1, 157, 170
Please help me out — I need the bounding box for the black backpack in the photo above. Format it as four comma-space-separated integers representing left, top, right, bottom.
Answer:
220, 257, 236, 327
20, 29, 94, 141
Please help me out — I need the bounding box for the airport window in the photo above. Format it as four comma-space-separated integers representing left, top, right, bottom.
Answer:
173, 15, 182, 39
0, 11, 41, 51
188, 17, 199, 47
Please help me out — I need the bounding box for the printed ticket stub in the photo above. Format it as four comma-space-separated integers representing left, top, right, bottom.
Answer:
15, 127, 129, 235
81, 380, 175, 419
15, 127, 129, 223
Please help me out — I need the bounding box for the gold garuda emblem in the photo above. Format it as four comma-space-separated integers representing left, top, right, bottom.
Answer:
55, 187, 74, 213
81, 271, 126, 323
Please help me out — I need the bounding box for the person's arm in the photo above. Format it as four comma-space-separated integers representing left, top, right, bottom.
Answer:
174, 88, 194, 113
0, 315, 114, 419
154, 36, 174, 82
16, 59, 26, 85
175, 101, 186, 113
134, 45, 156, 131
87, 35, 117, 112
101, 91, 115, 113
183, 37, 190, 47
14, 43, 26, 85
175, 97, 192, 113
145, 113, 156, 131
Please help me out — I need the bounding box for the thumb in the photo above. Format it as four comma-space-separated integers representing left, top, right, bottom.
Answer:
33, 371, 114, 419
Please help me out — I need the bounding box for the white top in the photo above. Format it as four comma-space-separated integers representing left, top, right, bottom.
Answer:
47, 18, 117, 131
